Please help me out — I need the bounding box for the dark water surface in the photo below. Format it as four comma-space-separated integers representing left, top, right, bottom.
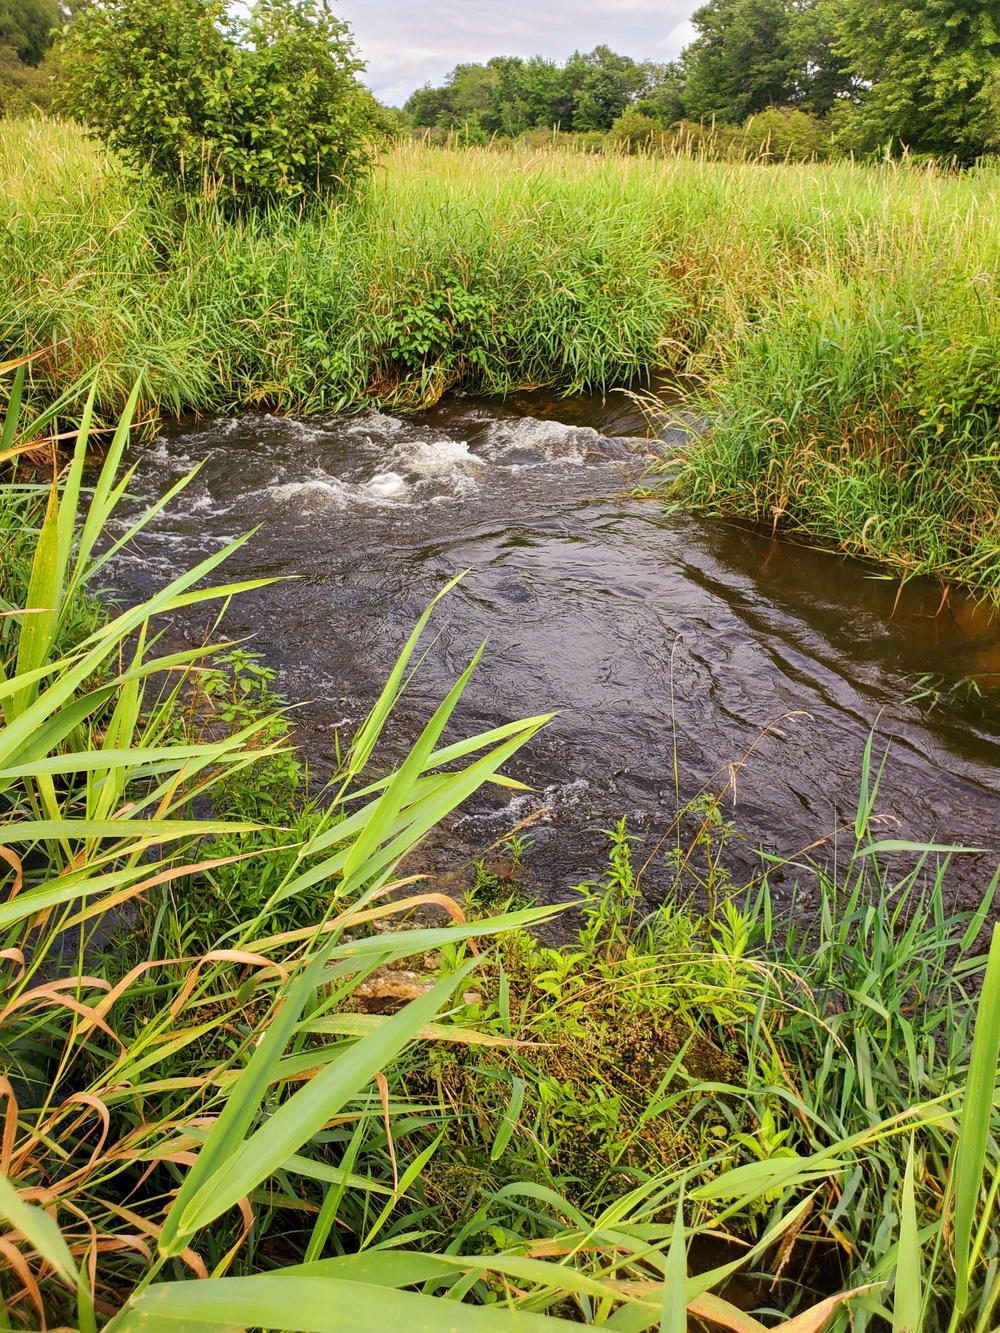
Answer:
110, 389, 1000, 911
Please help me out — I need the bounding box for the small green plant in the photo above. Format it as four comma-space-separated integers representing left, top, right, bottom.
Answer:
902, 671, 1000, 713
575, 817, 641, 957
198, 647, 303, 818
664, 790, 739, 924
117, 646, 334, 955
468, 832, 535, 911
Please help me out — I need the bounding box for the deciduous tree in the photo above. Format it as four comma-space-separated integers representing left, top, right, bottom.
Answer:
836, 0, 1000, 158
682, 0, 797, 122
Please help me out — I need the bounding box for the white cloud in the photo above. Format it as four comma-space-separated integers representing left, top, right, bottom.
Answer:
334, 0, 698, 106
666, 18, 698, 50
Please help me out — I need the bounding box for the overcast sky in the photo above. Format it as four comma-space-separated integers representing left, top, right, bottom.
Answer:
334, 1, 698, 107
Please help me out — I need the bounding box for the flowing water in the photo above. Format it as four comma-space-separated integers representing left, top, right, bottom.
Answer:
110, 389, 1000, 913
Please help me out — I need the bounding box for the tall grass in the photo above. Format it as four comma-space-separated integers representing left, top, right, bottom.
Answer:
4, 123, 1000, 589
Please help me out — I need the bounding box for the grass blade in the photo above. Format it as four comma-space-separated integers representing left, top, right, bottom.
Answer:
112, 1274, 569, 1331
952, 923, 1000, 1315
661, 1197, 688, 1333
0, 1172, 79, 1290
892, 1136, 921, 1333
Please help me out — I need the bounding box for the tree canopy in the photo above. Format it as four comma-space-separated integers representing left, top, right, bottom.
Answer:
0, 0, 62, 115
838, 0, 1000, 157
0, 0, 60, 66
404, 46, 662, 136
681, 0, 797, 123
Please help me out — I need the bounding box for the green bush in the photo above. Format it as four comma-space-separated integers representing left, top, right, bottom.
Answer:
0, 53, 57, 117
738, 105, 831, 160
57, 0, 379, 205
609, 107, 665, 152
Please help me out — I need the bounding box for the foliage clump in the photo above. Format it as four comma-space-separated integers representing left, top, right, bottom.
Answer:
57, 0, 379, 206
837, 0, 1000, 160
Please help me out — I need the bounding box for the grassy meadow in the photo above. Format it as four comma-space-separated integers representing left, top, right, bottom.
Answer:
4, 121, 1000, 590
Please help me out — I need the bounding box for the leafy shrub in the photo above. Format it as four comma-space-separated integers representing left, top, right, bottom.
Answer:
384, 281, 492, 378
609, 108, 665, 152
0, 54, 56, 117
57, 0, 380, 205
666, 110, 831, 161
738, 105, 831, 160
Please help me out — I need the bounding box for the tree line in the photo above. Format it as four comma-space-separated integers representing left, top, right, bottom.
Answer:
403, 0, 1000, 162
2, 0, 998, 165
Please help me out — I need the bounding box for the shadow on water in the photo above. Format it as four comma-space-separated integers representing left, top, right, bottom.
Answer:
108, 387, 1000, 912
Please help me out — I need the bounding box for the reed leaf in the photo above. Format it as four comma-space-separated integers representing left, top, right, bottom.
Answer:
893, 1136, 922, 1333
112, 1274, 570, 1331
951, 924, 1000, 1316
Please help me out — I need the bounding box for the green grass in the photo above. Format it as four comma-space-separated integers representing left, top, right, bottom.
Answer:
382, 801, 1000, 1330
4, 123, 1000, 591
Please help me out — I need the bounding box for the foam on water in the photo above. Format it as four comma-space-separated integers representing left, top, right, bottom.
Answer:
404, 438, 484, 477
476, 417, 606, 467
182, 410, 624, 515
269, 477, 351, 510
121, 408, 634, 571
457, 778, 592, 828
365, 471, 407, 499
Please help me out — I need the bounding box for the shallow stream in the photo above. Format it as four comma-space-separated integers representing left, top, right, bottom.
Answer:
111, 389, 1000, 912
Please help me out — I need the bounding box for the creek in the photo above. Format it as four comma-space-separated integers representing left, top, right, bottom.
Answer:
111, 388, 1000, 913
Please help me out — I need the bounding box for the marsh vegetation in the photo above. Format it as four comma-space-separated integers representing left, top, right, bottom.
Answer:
4, 122, 1000, 589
